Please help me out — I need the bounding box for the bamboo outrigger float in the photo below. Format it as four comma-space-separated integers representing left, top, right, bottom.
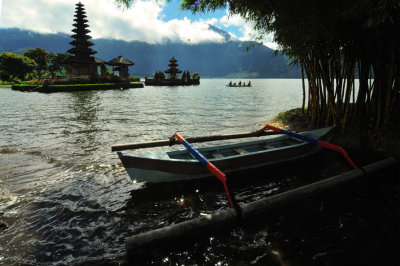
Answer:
126, 157, 397, 254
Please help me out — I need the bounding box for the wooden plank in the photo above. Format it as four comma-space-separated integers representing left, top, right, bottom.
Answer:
111, 131, 279, 151
283, 138, 300, 145
210, 151, 224, 158
233, 147, 247, 154
261, 144, 276, 150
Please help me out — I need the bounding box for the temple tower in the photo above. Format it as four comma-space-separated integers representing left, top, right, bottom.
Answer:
164, 57, 182, 79
64, 2, 98, 80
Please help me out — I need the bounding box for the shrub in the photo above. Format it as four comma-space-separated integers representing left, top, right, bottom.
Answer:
0, 52, 36, 81
192, 72, 200, 79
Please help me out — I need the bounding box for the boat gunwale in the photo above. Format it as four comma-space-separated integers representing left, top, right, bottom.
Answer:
120, 134, 303, 162
166, 139, 308, 162
120, 128, 328, 162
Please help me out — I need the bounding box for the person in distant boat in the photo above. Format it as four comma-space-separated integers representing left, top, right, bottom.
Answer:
248, 81, 251, 86
229, 81, 232, 86
238, 81, 242, 86
233, 82, 237, 86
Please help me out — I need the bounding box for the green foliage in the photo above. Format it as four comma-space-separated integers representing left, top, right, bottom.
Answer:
0, 81, 15, 85
0, 52, 36, 81
105, 65, 114, 75
48, 52, 72, 78
191, 72, 199, 79
49, 83, 115, 87
181, 70, 191, 81
154, 70, 165, 81
24, 48, 50, 78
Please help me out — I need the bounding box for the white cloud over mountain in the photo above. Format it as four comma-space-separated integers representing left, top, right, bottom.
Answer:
0, 0, 278, 48
0, 0, 224, 44
219, 10, 279, 50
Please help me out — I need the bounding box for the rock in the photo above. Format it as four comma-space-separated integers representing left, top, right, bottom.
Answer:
0, 220, 7, 230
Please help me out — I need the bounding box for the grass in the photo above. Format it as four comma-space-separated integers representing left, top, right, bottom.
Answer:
0, 82, 15, 88
267, 108, 314, 132
48, 83, 115, 87
10, 82, 144, 93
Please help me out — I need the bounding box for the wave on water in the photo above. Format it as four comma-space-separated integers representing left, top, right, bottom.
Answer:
1, 148, 64, 166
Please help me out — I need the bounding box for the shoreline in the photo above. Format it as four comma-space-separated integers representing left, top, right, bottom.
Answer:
268, 108, 400, 157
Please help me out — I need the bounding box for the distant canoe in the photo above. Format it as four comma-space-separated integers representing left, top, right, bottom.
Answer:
226, 84, 252, 87
117, 127, 332, 183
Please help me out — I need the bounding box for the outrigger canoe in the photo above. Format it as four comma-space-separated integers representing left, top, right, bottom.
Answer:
116, 127, 332, 183
226, 84, 252, 87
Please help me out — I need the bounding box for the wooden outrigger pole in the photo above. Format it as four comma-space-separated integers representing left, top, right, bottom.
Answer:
258, 124, 358, 169
111, 130, 278, 151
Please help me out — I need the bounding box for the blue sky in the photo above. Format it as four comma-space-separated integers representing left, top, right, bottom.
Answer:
0, 0, 277, 48
160, 0, 246, 39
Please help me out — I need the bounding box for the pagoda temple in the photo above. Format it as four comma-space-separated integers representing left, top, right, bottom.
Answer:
164, 57, 182, 79
64, 2, 101, 80
145, 56, 200, 86
63, 2, 137, 82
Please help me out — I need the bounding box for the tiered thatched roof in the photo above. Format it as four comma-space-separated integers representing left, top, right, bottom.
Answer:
65, 2, 97, 64
164, 56, 182, 74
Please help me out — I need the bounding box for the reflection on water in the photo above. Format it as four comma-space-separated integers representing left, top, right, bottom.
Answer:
0, 80, 397, 265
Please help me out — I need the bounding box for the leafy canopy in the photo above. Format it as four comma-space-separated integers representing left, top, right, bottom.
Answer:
24, 47, 50, 77
0, 52, 36, 81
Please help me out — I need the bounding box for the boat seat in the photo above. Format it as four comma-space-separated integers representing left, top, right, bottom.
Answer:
210, 151, 224, 158
261, 144, 276, 150
233, 147, 247, 154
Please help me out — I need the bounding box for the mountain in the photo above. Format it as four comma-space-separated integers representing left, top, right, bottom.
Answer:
0, 27, 301, 78
208, 24, 236, 42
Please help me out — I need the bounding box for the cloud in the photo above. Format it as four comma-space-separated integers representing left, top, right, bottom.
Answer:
219, 12, 245, 27
0, 0, 73, 34
218, 10, 279, 50
200, 17, 219, 26
0, 0, 225, 44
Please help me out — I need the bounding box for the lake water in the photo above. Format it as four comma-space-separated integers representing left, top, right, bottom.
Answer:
0, 79, 397, 265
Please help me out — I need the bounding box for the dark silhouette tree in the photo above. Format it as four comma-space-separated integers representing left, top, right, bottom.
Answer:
0, 52, 36, 81
48, 52, 73, 78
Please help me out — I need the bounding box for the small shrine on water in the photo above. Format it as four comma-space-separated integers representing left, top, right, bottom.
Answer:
145, 57, 200, 86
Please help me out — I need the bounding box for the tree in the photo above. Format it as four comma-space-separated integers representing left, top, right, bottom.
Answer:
116, 0, 399, 129
0, 52, 36, 81
24, 47, 50, 79
48, 52, 73, 78
192, 72, 199, 79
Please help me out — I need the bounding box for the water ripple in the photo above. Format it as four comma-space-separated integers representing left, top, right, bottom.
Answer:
0, 79, 310, 264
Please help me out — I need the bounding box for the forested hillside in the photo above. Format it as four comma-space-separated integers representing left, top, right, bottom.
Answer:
0, 27, 300, 78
